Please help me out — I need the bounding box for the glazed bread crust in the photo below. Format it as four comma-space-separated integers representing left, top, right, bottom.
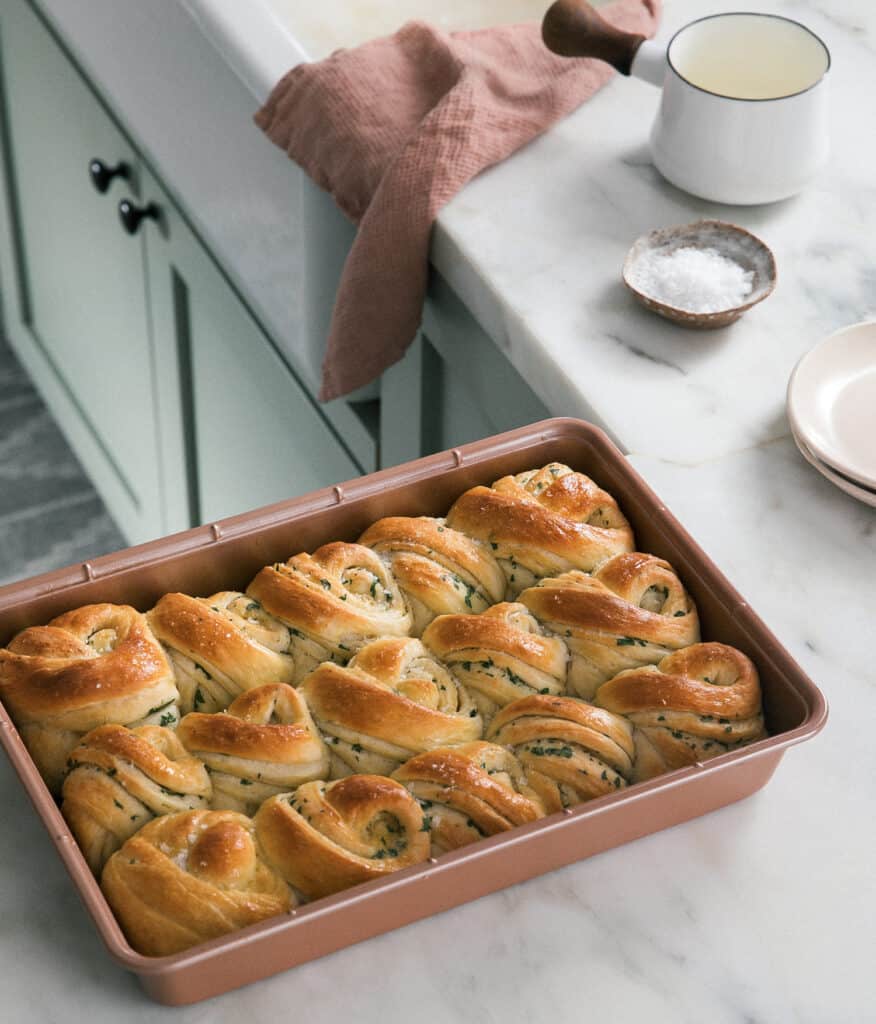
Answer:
176, 683, 329, 814
392, 741, 544, 853
422, 602, 568, 723
61, 724, 212, 875
101, 809, 292, 956
0, 604, 179, 792
359, 516, 506, 634
247, 542, 413, 671
255, 775, 429, 901
300, 637, 483, 776
446, 463, 634, 595
595, 642, 767, 780
521, 553, 700, 699
148, 591, 297, 713
487, 695, 635, 812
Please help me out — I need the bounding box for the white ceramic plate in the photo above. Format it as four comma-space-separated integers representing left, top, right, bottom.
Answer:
787, 321, 876, 489
791, 424, 876, 509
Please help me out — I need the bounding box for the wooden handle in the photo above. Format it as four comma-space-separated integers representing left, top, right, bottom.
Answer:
542, 0, 645, 75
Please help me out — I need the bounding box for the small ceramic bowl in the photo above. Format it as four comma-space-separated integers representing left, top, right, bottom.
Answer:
622, 220, 777, 328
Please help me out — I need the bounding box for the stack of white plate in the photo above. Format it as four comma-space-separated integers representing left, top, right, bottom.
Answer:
787, 321, 876, 508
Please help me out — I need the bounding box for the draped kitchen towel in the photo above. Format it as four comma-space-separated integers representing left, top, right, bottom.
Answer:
255, 0, 661, 401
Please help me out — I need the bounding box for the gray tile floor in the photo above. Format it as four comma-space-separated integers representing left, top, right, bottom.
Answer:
0, 334, 125, 586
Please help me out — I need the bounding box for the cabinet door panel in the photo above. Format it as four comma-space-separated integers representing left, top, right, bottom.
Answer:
1, 0, 162, 540
142, 169, 359, 529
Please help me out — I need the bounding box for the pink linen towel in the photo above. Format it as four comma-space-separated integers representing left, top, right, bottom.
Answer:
255, 1, 661, 401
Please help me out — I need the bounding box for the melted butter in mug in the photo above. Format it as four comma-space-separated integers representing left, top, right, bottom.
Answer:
670, 14, 829, 100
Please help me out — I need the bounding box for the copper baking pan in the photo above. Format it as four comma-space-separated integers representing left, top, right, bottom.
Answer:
0, 418, 827, 1005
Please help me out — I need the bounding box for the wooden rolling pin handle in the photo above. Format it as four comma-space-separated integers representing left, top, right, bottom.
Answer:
542, 0, 646, 75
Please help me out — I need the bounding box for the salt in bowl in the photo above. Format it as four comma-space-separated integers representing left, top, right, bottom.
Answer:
622, 220, 777, 328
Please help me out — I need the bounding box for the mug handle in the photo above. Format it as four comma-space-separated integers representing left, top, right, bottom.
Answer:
542, 0, 646, 75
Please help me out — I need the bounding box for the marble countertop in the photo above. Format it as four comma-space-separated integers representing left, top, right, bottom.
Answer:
2, 0, 873, 1019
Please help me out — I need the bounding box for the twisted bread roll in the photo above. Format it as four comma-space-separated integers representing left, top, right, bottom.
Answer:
358, 516, 505, 634
521, 553, 699, 699
176, 684, 329, 815
392, 741, 544, 853
247, 542, 412, 673
487, 695, 635, 812
446, 463, 634, 596
300, 637, 483, 777
148, 591, 298, 714
61, 725, 211, 874
0, 604, 179, 792
595, 642, 767, 781
255, 775, 429, 901
102, 809, 291, 956
422, 603, 568, 724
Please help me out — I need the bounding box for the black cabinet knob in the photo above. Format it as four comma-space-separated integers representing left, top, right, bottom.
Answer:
89, 158, 128, 194
118, 198, 159, 236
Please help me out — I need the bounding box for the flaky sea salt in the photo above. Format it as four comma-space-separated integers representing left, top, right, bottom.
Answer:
628, 245, 754, 313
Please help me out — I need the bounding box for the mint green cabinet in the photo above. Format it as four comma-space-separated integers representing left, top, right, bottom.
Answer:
141, 167, 358, 527
0, 0, 163, 542
0, 0, 359, 544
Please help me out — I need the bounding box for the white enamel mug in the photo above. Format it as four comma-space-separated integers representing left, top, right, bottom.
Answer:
543, 4, 831, 204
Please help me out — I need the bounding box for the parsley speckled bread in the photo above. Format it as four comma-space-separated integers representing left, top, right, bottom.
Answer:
445, 463, 635, 596
486, 695, 635, 812
102, 809, 292, 956
148, 591, 299, 714
358, 516, 506, 634
0, 604, 179, 793
246, 542, 412, 673
61, 724, 212, 875
421, 602, 568, 724
594, 642, 767, 781
520, 553, 700, 699
176, 683, 329, 815
392, 741, 544, 853
300, 636, 483, 777
255, 775, 430, 901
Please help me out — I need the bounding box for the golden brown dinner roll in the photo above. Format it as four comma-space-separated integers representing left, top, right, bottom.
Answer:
0, 604, 179, 793
487, 695, 636, 812
521, 552, 700, 699
176, 683, 329, 815
392, 741, 544, 853
102, 809, 292, 956
247, 542, 412, 672
255, 775, 430, 901
61, 724, 212, 875
148, 591, 298, 714
595, 642, 767, 781
358, 516, 506, 634
422, 602, 568, 724
300, 637, 483, 777
446, 463, 634, 596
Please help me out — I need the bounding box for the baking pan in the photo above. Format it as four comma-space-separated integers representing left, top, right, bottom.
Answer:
0, 418, 827, 1005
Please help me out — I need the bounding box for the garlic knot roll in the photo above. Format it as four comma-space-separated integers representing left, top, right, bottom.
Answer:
148, 590, 298, 713
255, 775, 430, 901
61, 724, 211, 874
393, 741, 544, 853
0, 603, 179, 793
358, 516, 505, 634
595, 642, 767, 781
177, 683, 329, 814
300, 637, 482, 777
247, 542, 412, 673
521, 552, 699, 699
102, 809, 292, 956
487, 695, 635, 812
446, 463, 634, 596
422, 602, 568, 725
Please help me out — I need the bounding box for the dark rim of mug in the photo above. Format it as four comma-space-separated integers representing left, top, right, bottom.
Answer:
666, 12, 831, 102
